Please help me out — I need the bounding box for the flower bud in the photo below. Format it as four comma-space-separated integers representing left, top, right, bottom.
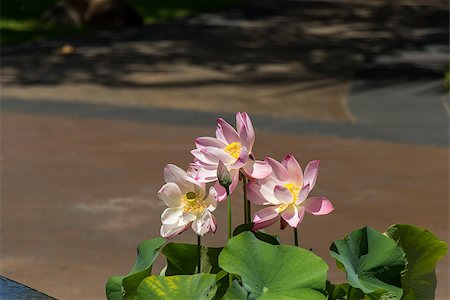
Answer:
217, 160, 232, 189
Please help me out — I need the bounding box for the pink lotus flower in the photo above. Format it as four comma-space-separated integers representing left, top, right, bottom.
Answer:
190, 112, 272, 200
159, 164, 218, 238
248, 155, 333, 230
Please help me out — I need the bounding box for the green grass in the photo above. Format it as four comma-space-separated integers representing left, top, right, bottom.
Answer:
1, 0, 83, 45
0, 0, 244, 45
1, 19, 87, 45
129, 0, 244, 24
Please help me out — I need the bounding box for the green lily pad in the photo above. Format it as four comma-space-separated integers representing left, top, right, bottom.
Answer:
224, 281, 248, 300
213, 271, 232, 300
106, 237, 165, 300
134, 274, 217, 300
328, 282, 369, 299
233, 223, 280, 245
330, 226, 405, 299
106, 276, 125, 300
385, 224, 448, 299
219, 231, 328, 299
161, 242, 222, 275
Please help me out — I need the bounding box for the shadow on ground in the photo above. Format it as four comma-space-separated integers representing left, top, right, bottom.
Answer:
1, 0, 448, 88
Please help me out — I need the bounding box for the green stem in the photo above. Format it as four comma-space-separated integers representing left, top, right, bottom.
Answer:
347, 285, 352, 299
227, 188, 232, 239
294, 227, 299, 246
197, 234, 201, 273
247, 199, 251, 224
242, 176, 248, 223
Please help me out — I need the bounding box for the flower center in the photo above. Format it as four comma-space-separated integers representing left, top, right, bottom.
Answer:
181, 192, 206, 216
275, 203, 289, 213
224, 142, 242, 160
185, 192, 197, 201
275, 183, 301, 213
284, 183, 301, 202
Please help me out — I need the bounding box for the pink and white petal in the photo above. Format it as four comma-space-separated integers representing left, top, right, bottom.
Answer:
204, 187, 219, 211
160, 224, 176, 238
237, 123, 251, 152
192, 157, 216, 168
282, 155, 303, 185
201, 210, 217, 234
192, 147, 232, 166
253, 217, 278, 231
181, 213, 197, 224
252, 206, 280, 230
216, 118, 239, 144
274, 185, 294, 204
161, 207, 184, 225
189, 160, 202, 172
304, 160, 320, 190
161, 214, 196, 238
161, 222, 191, 239
184, 176, 206, 199
204, 147, 235, 164
303, 197, 334, 215
236, 116, 254, 153
195, 137, 226, 149
191, 219, 205, 236
209, 212, 217, 233
189, 164, 217, 183
259, 177, 282, 205
247, 182, 272, 205
236, 112, 255, 151
213, 182, 227, 202
230, 146, 249, 169
296, 184, 310, 205
258, 173, 280, 187
235, 112, 250, 135
191, 149, 216, 165
164, 164, 189, 190
265, 157, 289, 181
242, 159, 272, 179
158, 183, 182, 207
281, 205, 305, 228
215, 125, 227, 144
186, 166, 198, 179
192, 210, 217, 236
194, 165, 218, 183
208, 185, 220, 201
229, 170, 240, 193
170, 213, 196, 231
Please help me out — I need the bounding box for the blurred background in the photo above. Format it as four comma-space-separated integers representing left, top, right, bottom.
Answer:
1, 0, 448, 299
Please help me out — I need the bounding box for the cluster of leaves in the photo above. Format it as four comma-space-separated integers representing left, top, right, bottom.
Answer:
106, 224, 447, 300
0, 0, 246, 45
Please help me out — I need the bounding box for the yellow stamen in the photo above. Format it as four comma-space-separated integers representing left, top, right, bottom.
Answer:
275, 183, 302, 213
284, 183, 301, 202
275, 203, 290, 213
181, 192, 206, 216
224, 142, 242, 159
